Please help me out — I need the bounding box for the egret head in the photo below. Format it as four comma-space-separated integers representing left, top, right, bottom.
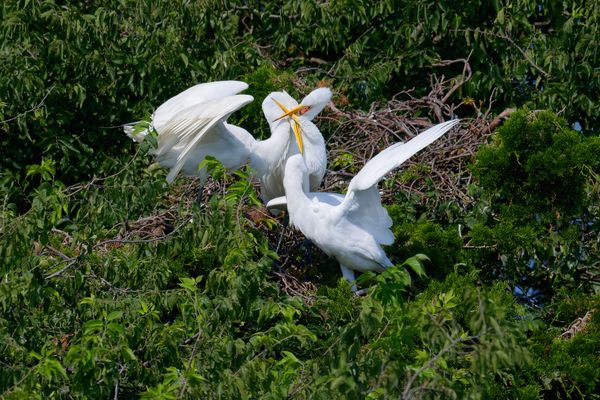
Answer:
299, 87, 332, 120
265, 91, 305, 154
272, 87, 332, 122
264, 87, 332, 155
263, 91, 298, 123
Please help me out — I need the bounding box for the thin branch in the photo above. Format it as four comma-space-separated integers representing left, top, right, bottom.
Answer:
0, 365, 36, 397
114, 363, 126, 400
45, 258, 78, 280
463, 244, 497, 249
44, 216, 192, 280
432, 52, 473, 104
64, 144, 146, 197
401, 333, 482, 399
179, 326, 203, 398
45, 245, 71, 261
0, 85, 55, 125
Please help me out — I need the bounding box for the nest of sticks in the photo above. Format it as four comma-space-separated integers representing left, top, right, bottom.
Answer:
315, 59, 513, 210
268, 59, 516, 296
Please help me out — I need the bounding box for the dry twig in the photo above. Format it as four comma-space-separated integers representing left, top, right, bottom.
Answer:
560, 311, 593, 340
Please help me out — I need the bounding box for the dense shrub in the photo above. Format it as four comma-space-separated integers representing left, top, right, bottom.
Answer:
387, 213, 464, 279
468, 109, 599, 297
503, 291, 600, 398
0, 160, 534, 397
472, 110, 600, 219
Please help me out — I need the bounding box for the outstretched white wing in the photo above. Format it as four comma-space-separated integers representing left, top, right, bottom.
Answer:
348, 119, 460, 192
139, 81, 256, 183
155, 94, 254, 182
152, 81, 249, 132
338, 119, 460, 244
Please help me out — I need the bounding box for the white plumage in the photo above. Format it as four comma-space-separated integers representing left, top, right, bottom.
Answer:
268, 119, 460, 289
125, 81, 330, 203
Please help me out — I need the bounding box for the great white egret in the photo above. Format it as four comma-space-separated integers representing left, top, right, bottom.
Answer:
267, 119, 460, 290
125, 81, 330, 203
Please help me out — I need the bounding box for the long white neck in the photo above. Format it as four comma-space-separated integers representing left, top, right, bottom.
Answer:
250, 121, 291, 175
283, 154, 311, 226
298, 118, 326, 189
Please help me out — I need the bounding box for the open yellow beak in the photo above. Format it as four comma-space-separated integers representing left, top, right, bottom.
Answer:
272, 99, 304, 154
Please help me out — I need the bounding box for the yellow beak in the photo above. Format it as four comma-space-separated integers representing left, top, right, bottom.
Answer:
292, 119, 303, 154
273, 103, 306, 122
272, 98, 304, 154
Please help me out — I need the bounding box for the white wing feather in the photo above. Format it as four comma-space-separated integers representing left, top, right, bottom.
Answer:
157, 94, 254, 182
338, 119, 459, 244
346, 187, 394, 245
152, 81, 248, 131
348, 119, 460, 193
155, 94, 252, 157
266, 192, 344, 211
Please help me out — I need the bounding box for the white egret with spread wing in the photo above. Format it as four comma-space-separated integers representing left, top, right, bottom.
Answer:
125, 81, 330, 203
267, 119, 460, 290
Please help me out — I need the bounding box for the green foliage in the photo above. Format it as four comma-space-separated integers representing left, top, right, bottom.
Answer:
503, 292, 600, 398
237, 65, 300, 140
331, 152, 359, 175
1, 149, 536, 398
199, 156, 263, 208
292, 269, 532, 399
398, 163, 432, 185
387, 207, 464, 279
472, 109, 599, 219
1, 0, 263, 190
0, 149, 317, 398
1, 1, 599, 397
468, 110, 600, 292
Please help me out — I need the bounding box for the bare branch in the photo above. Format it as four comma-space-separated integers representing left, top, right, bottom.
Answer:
560, 311, 593, 340
432, 51, 474, 104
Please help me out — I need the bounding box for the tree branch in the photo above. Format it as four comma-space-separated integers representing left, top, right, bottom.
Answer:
402, 333, 481, 399
0, 86, 55, 124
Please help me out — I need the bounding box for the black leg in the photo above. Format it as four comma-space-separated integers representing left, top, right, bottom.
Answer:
275, 214, 289, 253
195, 187, 204, 205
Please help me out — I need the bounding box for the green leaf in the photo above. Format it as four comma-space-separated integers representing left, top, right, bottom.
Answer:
496, 8, 505, 25
123, 347, 138, 361
179, 277, 198, 292
180, 53, 189, 67
83, 319, 104, 334
403, 256, 427, 278
80, 295, 95, 305
107, 310, 123, 321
